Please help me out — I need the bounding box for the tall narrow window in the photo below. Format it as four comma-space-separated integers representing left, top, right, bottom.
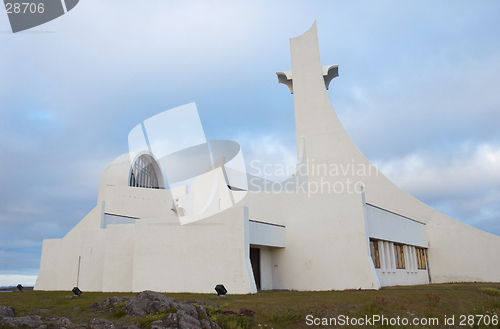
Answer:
370, 239, 380, 268
416, 247, 427, 269
394, 244, 405, 269
129, 155, 160, 189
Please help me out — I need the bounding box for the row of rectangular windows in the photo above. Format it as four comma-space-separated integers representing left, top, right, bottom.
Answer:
370, 239, 427, 271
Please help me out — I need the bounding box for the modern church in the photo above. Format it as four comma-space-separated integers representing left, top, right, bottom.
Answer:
35, 23, 500, 293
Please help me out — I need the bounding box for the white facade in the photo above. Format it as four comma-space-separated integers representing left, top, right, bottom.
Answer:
35, 23, 500, 293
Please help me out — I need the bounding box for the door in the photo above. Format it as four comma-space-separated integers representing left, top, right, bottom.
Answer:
250, 247, 261, 290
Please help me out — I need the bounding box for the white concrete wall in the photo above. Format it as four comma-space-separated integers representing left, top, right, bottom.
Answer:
249, 220, 285, 248
256, 191, 379, 291
79, 229, 106, 291
35, 239, 62, 290
259, 246, 273, 291
100, 185, 173, 220
102, 224, 135, 292
426, 211, 500, 283
376, 269, 429, 287
365, 204, 428, 248
131, 206, 256, 294
35, 206, 102, 291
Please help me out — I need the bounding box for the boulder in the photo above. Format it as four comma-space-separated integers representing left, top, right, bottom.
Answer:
195, 305, 208, 320
117, 291, 221, 328
46, 316, 89, 329
173, 302, 198, 319
89, 318, 115, 329
90, 297, 129, 313
0, 305, 15, 318
46, 316, 74, 328
150, 312, 222, 329
0, 315, 44, 328
123, 291, 176, 317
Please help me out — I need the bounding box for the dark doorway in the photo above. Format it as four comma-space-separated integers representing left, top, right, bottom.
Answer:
250, 247, 261, 290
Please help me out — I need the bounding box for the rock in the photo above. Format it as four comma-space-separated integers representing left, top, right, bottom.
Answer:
85, 291, 222, 329
178, 312, 206, 329
45, 316, 89, 329
195, 305, 208, 320
200, 319, 221, 329
46, 316, 74, 328
0, 315, 44, 328
149, 319, 166, 329
89, 318, 115, 329
0, 305, 15, 318
150, 312, 222, 329
155, 313, 181, 328
1, 292, 223, 329
123, 291, 175, 317
174, 302, 198, 319
90, 297, 129, 313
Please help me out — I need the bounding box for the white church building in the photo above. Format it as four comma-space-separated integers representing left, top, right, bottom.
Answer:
35, 23, 500, 293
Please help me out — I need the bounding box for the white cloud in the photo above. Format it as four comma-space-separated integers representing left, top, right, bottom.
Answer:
378, 143, 500, 198
0, 274, 38, 287
238, 134, 297, 181
377, 143, 500, 235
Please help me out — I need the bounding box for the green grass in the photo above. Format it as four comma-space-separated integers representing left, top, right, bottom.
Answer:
0, 283, 499, 328
136, 309, 177, 328
480, 288, 500, 297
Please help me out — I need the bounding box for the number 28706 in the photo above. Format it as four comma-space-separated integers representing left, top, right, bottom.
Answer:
5, 3, 45, 14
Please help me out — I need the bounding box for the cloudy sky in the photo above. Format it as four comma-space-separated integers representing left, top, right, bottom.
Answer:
1, 1, 500, 286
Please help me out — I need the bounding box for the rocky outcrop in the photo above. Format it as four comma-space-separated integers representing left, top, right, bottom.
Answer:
150, 313, 220, 329
123, 291, 177, 317
90, 297, 130, 313
46, 316, 87, 329
0, 305, 15, 318
0, 315, 44, 328
89, 318, 116, 329
98, 290, 221, 329
0, 290, 223, 329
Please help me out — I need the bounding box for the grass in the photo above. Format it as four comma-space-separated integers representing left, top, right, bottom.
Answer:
480, 288, 500, 297
136, 309, 178, 328
0, 283, 499, 328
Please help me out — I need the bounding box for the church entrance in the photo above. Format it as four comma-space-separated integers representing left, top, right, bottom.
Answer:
250, 247, 261, 290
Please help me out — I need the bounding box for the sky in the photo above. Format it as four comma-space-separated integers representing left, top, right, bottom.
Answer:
1, 0, 500, 287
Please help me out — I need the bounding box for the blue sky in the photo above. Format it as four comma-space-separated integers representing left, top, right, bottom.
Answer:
1, 1, 500, 286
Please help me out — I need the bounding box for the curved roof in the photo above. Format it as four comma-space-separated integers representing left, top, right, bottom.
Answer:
98, 151, 165, 191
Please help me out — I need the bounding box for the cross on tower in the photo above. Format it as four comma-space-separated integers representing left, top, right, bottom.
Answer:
276, 64, 338, 94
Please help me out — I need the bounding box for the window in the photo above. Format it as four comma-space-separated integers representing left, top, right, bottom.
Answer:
369, 239, 380, 268
416, 247, 427, 269
394, 244, 405, 269
129, 155, 160, 189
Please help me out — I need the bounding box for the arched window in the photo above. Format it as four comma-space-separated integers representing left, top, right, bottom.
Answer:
129, 155, 160, 189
